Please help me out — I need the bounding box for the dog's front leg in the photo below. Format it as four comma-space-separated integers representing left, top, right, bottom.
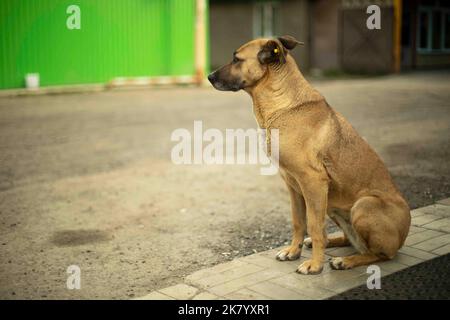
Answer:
296, 173, 329, 275
276, 184, 306, 261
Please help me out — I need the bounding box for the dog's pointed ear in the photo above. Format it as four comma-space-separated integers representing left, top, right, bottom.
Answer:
277, 35, 304, 50
258, 40, 286, 65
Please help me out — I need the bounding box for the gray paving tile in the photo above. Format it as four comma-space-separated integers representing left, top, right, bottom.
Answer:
377, 260, 408, 275
413, 204, 450, 217
422, 217, 450, 233
207, 269, 285, 296
404, 229, 444, 246
159, 284, 199, 300
248, 281, 311, 300
186, 260, 249, 282
408, 226, 427, 235
398, 246, 438, 260
224, 288, 271, 300
432, 244, 450, 255
192, 291, 219, 300
193, 263, 264, 289
309, 269, 367, 293
411, 210, 426, 218
411, 214, 444, 227
133, 291, 175, 300
392, 252, 425, 266
328, 274, 373, 294
269, 273, 336, 299
412, 234, 450, 252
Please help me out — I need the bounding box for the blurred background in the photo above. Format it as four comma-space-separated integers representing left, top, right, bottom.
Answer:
0, 0, 449, 300
1, 0, 450, 91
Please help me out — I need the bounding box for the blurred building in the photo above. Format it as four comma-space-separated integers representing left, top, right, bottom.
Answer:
402, 0, 450, 69
210, 0, 450, 74
1, 0, 449, 91
210, 0, 311, 70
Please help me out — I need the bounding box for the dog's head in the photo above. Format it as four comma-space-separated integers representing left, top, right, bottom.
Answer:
208, 35, 303, 92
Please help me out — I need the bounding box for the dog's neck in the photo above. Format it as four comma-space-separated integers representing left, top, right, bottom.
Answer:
245, 55, 323, 128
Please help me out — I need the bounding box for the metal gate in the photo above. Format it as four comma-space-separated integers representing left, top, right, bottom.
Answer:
0, 0, 203, 90
340, 1, 394, 74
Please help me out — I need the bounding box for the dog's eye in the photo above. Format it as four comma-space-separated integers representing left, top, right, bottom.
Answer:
232, 56, 241, 64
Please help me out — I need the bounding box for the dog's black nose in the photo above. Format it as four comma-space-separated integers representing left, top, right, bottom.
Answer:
207, 73, 215, 83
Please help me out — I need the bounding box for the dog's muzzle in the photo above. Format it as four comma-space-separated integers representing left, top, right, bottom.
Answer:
207, 72, 217, 85
207, 71, 240, 92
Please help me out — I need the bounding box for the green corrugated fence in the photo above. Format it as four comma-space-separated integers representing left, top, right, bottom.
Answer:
0, 0, 201, 89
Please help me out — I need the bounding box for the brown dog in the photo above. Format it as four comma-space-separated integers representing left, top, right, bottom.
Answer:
208, 35, 411, 275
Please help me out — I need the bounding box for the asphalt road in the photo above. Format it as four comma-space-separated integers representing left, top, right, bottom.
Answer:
0, 70, 449, 299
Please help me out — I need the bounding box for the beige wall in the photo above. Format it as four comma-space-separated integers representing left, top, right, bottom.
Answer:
280, 0, 311, 71
209, 0, 311, 71
209, 3, 254, 70
311, 0, 340, 71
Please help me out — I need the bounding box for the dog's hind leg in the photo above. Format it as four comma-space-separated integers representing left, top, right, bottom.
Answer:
328, 232, 351, 247
304, 211, 351, 249
330, 253, 382, 270
329, 195, 408, 270
304, 232, 350, 249
304, 209, 357, 250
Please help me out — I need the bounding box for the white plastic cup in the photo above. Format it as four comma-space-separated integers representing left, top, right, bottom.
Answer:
25, 73, 40, 90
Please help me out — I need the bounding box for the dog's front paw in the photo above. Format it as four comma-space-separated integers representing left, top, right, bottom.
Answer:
275, 246, 301, 261
296, 259, 323, 275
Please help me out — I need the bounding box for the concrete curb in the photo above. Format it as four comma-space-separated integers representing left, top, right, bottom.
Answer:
135, 198, 450, 300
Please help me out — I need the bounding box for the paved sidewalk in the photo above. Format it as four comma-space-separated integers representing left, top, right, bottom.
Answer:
136, 198, 450, 300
